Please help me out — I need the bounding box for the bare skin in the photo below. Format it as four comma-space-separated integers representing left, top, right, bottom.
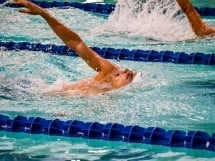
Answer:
13, 0, 137, 96
176, 0, 215, 37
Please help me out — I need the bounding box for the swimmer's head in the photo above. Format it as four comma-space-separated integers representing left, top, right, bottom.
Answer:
106, 68, 137, 89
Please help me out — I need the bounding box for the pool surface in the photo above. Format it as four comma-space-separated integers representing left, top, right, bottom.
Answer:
0, 0, 215, 160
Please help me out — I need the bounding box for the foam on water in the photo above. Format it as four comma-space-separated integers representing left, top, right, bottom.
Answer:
104, 0, 196, 41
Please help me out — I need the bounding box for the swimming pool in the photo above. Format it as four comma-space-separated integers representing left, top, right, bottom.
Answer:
0, 0, 215, 160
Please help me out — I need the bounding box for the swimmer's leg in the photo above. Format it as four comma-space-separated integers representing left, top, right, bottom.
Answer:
176, 0, 215, 37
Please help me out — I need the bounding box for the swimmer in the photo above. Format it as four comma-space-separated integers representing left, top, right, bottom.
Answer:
13, 0, 139, 96
176, 0, 215, 37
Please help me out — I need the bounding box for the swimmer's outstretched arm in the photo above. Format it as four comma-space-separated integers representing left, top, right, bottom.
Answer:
176, 0, 215, 37
13, 0, 116, 74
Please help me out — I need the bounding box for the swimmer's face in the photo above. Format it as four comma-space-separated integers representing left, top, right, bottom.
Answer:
109, 68, 137, 88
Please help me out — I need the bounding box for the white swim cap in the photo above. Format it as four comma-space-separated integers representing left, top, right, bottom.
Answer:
132, 72, 142, 83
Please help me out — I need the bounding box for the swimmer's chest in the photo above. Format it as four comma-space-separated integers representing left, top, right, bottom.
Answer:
66, 79, 113, 95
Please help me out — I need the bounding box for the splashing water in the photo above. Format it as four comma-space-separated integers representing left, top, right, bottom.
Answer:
104, 0, 196, 41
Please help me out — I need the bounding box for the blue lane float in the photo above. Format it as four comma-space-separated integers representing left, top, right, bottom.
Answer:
1, 0, 215, 16
3, 0, 115, 14
0, 114, 214, 152
0, 41, 214, 65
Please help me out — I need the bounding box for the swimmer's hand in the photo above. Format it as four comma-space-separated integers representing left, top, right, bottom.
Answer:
13, 0, 44, 15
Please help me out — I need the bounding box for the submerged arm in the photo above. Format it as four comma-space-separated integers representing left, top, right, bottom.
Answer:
176, 0, 215, 37
13, 0, 116, 73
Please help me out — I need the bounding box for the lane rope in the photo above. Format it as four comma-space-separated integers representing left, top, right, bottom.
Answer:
0, 41, 214, 65
1, 0, 215, 16
0, 114, 214, 152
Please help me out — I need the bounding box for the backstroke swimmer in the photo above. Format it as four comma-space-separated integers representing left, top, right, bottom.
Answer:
13, 0, 214, 96
13, 0, 140, 96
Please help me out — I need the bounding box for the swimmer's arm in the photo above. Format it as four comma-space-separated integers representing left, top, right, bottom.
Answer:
13, 0, 116, 73
40, 12, 116, 73
176, 0, 215, 36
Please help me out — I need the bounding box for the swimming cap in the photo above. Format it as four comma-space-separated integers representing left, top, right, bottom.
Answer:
132, 72, 142, 83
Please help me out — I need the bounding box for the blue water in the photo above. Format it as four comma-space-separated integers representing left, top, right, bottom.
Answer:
0, 1, 215, 160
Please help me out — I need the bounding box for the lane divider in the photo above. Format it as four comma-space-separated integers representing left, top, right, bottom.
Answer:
0, 114, 214, 152
1, 0, 215, 16
0, 41, 214, 65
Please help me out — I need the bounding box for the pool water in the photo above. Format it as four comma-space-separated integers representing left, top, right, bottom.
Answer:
0, 0, 215, 160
